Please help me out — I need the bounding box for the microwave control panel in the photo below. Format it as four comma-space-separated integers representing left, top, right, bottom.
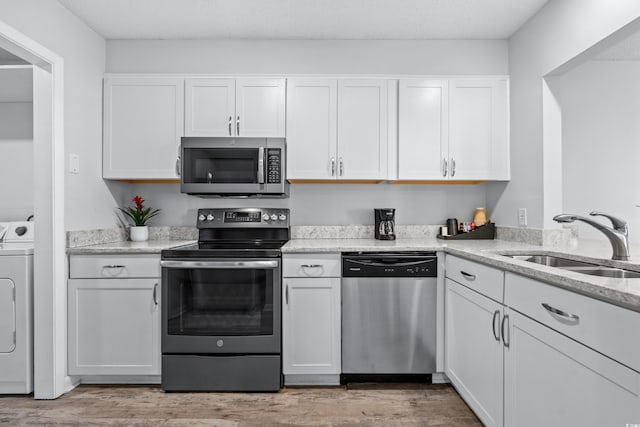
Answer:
267, 149, 281, 184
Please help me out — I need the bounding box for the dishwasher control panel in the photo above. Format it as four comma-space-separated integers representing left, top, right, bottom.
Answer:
342, 252, 437, 277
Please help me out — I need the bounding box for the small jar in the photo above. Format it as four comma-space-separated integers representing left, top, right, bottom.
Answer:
473, 208, 488, 227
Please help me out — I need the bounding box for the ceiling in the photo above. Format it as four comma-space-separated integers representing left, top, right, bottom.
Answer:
57, 0, 550, 40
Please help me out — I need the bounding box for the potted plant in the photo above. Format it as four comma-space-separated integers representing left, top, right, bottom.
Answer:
118, 195, 160, 242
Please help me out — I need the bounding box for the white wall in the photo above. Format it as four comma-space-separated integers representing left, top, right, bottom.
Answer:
551, 60, 640, 243
488, 0, 640, 228
0, 67, 33, 220
1, 0, 113, 231
106, 39, 508, 75
117, 182, 488, 227
107, 39, 507, 226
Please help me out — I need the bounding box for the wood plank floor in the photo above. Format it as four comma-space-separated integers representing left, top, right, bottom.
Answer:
0, 383, 481, 426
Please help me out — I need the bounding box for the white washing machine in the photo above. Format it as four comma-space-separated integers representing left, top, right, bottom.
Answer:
0, 221, 34, 394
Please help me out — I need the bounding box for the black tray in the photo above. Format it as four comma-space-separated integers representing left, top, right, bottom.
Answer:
436, 222, 496, 240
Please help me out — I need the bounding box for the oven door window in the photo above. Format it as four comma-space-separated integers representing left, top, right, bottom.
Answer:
183, 148, 259, 184
166, 267, 274, 336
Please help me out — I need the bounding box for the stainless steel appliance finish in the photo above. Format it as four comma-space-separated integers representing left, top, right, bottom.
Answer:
160, 208, 289, 392
341, 252, 437, 375
374, 208, 396, 240
180, 137, 287, 197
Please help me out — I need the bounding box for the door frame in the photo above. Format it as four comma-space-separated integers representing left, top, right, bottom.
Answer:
0, 19, 66, 399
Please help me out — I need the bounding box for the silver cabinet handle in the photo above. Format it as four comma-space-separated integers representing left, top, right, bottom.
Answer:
153, 283, 159, 306
301, 264, 323, 268
492, 310, 500, 341
236, 115, 240, 136
285, 284, 289, 306
501, 314, 510, 347
207, 171, 213, 183
330, 158, 336, 177
103, 265, 125, 269
175, 156, 181, 177
460, 271, 476, 281
228, 115, 232, 136
542, 303, 580, 322
257, 147, 265, 184
339, 158, 344, 177
451, 158, 456, 177
442, 158, 448, 177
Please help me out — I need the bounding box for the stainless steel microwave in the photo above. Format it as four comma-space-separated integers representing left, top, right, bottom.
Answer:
180, 137, 287, 197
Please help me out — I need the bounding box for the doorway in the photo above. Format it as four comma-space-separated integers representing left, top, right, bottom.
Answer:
0, 20, 66, 399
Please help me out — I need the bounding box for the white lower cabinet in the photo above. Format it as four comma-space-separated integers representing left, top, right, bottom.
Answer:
445, 279, 503, 427
504, 308, 640, 426
282, 254, 341, 385
445, 255, 640, 426
68, 255, 161, 377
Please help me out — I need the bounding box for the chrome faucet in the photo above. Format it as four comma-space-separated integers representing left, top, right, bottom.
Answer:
553, 211, 630, 261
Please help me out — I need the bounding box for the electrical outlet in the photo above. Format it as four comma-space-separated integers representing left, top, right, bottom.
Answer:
518, 208, 528, 227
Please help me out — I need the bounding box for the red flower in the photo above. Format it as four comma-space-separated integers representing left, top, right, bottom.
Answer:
133, 196, 144, 209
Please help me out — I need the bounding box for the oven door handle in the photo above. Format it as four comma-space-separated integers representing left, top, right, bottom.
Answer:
160, 260, 279, 269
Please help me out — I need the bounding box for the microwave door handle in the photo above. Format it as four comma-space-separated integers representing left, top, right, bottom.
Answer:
258, 147, 265, 184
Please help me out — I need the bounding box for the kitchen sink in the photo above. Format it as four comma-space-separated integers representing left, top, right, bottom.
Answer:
506, 254, 597, 268
561, 267, 640, 279
505, 254, 640, 278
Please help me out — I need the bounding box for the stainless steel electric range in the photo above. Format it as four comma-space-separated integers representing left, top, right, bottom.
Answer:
160, 208, 289, 392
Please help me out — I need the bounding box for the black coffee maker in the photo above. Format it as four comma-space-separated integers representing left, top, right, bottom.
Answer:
374, 208, 396, 240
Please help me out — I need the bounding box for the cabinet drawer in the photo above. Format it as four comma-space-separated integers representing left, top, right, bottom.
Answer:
505, 272, 640, 372
283, 253, 341, 278
445, 255, 504, 302
70, 254, 160, 279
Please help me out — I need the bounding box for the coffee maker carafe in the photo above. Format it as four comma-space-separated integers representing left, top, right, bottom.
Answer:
374, 208, 396, 240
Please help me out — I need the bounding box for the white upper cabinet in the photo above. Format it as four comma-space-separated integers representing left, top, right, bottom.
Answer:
185, 78, 286, 138
286, 79, 337, 179
449, 78, 509, 180
286, 78, 388, 180
337, 80, 388, 180
103, 77, 184, 179
184, 78, 235, 137
398, 79, 448, 180
398, 77, 509, 181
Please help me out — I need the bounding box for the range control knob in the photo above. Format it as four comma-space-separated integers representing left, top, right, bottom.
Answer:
270, 214, 278, 221
262, 213, 270, 221
206, 214, 214, 221
278, 214, 287, 221
198, 214, 206, 221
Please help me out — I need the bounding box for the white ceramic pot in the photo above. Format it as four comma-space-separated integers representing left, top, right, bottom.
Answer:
129, 225, 149, 242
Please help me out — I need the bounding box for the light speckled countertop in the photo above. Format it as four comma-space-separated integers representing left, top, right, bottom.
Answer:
66, 240, 195, 254
284, 237, 640, 312
66, 235, 640, 312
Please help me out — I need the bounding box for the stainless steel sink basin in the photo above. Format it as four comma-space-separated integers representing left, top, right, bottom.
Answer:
561, 267, 640, 279
506, 254, 597, 268
505, 254, 640, 278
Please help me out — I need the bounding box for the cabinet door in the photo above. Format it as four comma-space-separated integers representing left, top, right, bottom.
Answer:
448, 78, 509, 180
68, 279, 161, 375
445, 279, 503, 427
184, 78, 235, 137
286, 79, 338, 180
398, 79, 448, 180
504, 309, 640, 427
235, 78, 286, 137
282, 277, 341, 375
103, 77, 184, 179
337, 79, 388, 179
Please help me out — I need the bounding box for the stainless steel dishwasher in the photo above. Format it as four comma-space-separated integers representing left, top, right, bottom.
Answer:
341, 252, 437, 377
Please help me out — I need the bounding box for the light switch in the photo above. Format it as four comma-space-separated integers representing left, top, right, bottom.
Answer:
69, 153, 80, 174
